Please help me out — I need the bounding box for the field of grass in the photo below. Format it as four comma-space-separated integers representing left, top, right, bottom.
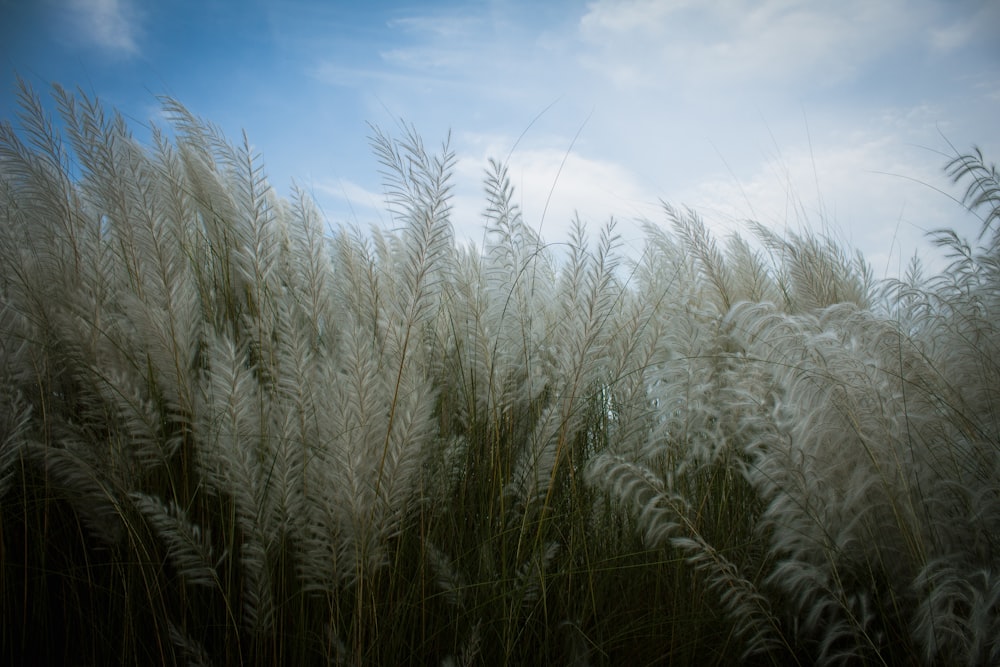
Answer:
1, 80, 997, 665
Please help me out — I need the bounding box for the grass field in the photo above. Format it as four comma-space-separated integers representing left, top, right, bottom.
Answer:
1, 80, 997, 665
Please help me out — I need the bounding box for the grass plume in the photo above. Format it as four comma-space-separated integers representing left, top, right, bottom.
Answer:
1, 79, 997, 665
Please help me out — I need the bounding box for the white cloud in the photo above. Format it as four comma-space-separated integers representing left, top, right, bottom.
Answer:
380, 46, 463, 71
576, 0, 920, 91
579, 0, 691, 35
929, 21, 972, 54
387, 15, 484, 39
446, 138, 662, 250
673, 128, 976, 277
928, 2, 1000, 54
310, 60, 442, 89
309, 178, 387, 226
64, 0, 141, 56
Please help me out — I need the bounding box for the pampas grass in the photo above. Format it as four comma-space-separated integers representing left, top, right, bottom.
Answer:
1, 78, 998, 665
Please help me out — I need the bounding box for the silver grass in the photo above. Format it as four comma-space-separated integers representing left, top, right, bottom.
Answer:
724, 232, 783, 305
167, 620, 216, 667
163, 99, 271, 341
0, 90, 107, 374
56, 85, 201, 415
131, 491, 222, 588
637, 219, 703, 310
435, 245, 493, 432
333, 224, 384, 343
450, 157, 550, 428
1, 81, 88, 289
225, 131, 283, 369
440, 621, 482, 667
749, 220, 873, 312
4, 78, 999, 664
608, 199, 997, 663
667, 203, 739, 313
510, 539, 560, 612
585, 453, 783, 659
89, 362, 182, 467
196, 333, 276, 630
265, 302, 326, 553
599, 289, 670, 461
424, 539, 469, 608
316, 320, 388, 584
0, 387, 30, 500
305, 315, 435, 587
368, 122, 455, 346
513, 218, 623, 506
300, 124, 451, 586
508, 402, 565, 507
0, 294, 32, 499
23, 439, 128, 546
912, 559, 1000, 666
946, 146, 1000, 238
729, 294, 998, 659
283, 185, 336, 348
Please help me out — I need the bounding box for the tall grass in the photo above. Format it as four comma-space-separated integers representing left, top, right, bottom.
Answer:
1, 79, 997, 665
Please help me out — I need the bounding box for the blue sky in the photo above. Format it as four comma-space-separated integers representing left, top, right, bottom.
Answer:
2, 0, 998, 275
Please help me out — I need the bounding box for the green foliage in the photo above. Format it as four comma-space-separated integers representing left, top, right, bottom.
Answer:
1, 79, 997, 665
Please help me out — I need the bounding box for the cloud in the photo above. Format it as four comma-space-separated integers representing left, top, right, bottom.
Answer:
64, 0, 141, 56
671, 127, 975, 277
928, 1, 1000, 54
445, 137, 662, 250
308, 178, 387, 226
310, 60, 443, 89
579, 0, 693, 37
387, 15, 485, 40
576, 0, 921, 92
929, 20, 973, 54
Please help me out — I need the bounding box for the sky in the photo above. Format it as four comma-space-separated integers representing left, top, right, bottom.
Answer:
2, 0, 998, 277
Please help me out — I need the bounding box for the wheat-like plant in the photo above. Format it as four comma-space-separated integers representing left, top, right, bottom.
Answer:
1, 78, 997, 665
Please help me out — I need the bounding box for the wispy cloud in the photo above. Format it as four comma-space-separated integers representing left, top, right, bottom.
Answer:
446, 138, 661, 247
387, 14, 485, 40
576, 0, 923, 91
312, 178, 383, 210
64, 0, 141, 56
672, 127, 976, 277
310, 60, 447, 89
927, 1, 1000, 54
308, 178, 390, 229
